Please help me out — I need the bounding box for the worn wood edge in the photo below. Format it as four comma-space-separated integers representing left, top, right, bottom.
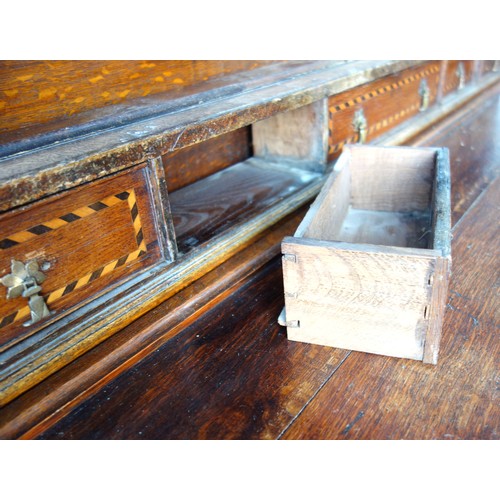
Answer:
0, 209, 306, 439
0, 60, 423, 212
371, 72, 500, 148
282, 236, 441, 259
422, 256, 451, 364
0, 177, 324, 407
145, 156, 178, 261
431, 148, 452, 257
294, 149, 352, 238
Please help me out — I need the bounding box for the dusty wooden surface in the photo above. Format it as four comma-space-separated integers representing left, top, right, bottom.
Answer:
0, 61, 276, 152
29, 88, 499, 440
170, 159, 321, 254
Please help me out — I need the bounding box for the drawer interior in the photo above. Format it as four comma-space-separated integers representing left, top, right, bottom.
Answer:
299, 146, 438, 249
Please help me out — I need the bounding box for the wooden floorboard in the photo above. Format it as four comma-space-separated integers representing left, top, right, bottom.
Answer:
37, 258, 349, 439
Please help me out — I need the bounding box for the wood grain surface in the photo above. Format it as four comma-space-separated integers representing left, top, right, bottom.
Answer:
253, 99, 329, 170
282, 237, 437, 361
408, 88, 500, 225
0, 164, 161, 352
0, 208, 308, 439
0, 60, 424, 213
1, 67, 498, 440
0, 61, 275, 145
162, 126, 251, 192
36, 257, 349, 439
170, 159, 321, 254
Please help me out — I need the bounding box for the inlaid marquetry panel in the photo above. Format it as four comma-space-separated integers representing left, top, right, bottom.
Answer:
0, 164, 162, 351
327, 62, 441, 159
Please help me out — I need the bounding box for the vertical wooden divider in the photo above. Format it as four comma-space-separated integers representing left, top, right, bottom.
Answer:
252, 99, 330, 173
146, 157, 178, 262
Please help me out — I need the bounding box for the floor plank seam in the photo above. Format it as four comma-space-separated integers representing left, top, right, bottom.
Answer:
276, 350, 352, 440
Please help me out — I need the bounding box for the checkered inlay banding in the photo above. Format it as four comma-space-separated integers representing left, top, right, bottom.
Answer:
0, 189, 147, 330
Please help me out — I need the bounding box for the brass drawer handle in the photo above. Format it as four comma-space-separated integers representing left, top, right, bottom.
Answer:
353, 108, 368, 143
419, 79, 430, 111
1, 259, 51, 326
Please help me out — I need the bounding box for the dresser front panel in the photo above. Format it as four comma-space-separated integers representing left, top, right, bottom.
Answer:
0, 164, 162, 351
327, 62, 441, 160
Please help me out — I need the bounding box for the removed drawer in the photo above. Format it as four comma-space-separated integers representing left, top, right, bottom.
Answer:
280, 145, 451, 364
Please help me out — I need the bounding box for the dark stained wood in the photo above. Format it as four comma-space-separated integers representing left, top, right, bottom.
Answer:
35, 256, 349, 440
163, 126, 251, 192
25, 77, 499, 441
0, 156, 324, 407
408, 85, 500, 225
281, 177, 500, 439
170, 159, 321, 254
0, 61, 498, 437
328, 62, 442, 159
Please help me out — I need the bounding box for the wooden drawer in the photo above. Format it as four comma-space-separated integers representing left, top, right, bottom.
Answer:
327, 62, 441, 159
441, 60, 475, 97
280, 145, 451, 364
0, 164, 163, 352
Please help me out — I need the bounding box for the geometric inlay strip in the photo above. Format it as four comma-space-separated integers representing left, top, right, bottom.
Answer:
328, 64, 440, 116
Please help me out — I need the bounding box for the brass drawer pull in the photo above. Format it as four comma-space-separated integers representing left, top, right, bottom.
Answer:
353, 108, 368, 143
419, 79, 430, 111
1, 260, 51, 326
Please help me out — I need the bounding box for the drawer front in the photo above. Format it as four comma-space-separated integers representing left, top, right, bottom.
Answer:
0, 164, 162, 351
327, 62, 441, 160
441, 60, 475, 97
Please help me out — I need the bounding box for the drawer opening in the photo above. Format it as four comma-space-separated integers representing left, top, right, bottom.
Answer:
169, 157, 322, 255
297, 145, 441, 250
164, 101, 330, 256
